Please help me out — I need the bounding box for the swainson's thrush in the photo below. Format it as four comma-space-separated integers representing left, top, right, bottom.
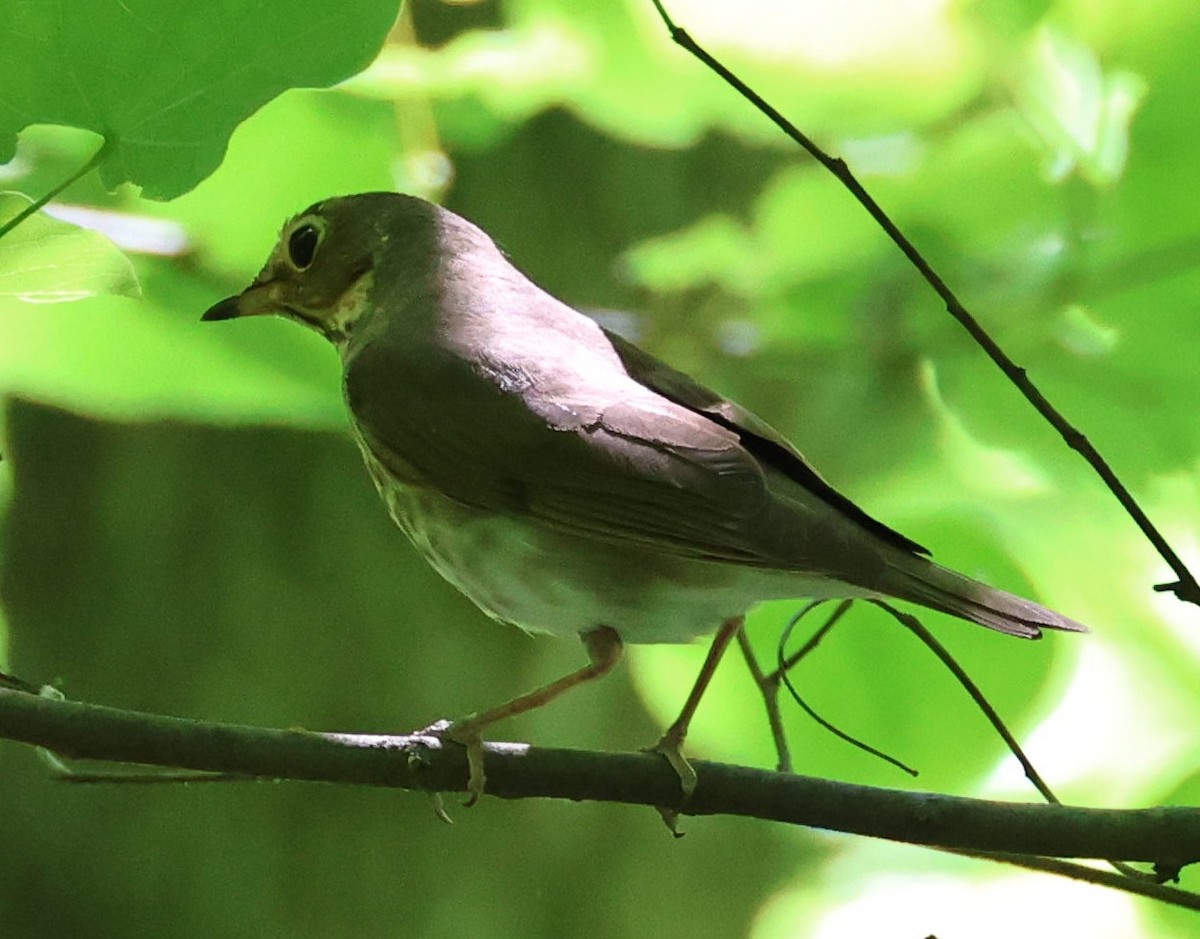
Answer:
203, 193, 1085, 801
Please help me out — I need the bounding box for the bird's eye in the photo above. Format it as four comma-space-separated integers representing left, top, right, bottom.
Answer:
287, 223, 321, 270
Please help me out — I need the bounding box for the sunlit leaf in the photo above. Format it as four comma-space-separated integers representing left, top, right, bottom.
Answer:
0, 194, 138, 302
1013, 25, 1147, 187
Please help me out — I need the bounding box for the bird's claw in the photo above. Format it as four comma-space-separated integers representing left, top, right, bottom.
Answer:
417, 718, 487, 807
644, 729, 697, 836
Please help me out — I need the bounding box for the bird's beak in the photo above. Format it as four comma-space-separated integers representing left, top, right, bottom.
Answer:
201, 282, 279, 322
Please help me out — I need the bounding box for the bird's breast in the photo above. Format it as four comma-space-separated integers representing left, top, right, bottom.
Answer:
352, 439, 818, 643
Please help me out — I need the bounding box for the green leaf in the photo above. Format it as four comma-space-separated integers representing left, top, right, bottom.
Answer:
0, 0, 402, 199
621, 213, 760, 294
1014, 25, 1147, 188
0, 193, 139, 301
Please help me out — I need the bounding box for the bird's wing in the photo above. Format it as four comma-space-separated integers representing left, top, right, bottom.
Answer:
600, 328, 928, 556
344, 335, 888, 575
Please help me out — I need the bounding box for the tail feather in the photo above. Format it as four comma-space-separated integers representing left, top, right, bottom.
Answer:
883, 559, 1088, 639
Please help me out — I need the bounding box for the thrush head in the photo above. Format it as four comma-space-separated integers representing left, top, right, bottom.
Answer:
201, 193, 447, 346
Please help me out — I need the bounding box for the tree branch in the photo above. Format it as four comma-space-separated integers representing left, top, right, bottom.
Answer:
2, 688, 1198, 875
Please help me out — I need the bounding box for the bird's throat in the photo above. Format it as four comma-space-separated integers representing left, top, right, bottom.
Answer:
325, 269, 376, 351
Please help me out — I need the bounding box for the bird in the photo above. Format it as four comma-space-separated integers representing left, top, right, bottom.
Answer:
202, 192, 1086, 803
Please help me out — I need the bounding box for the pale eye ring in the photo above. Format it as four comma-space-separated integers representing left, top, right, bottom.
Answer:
287, 222, 321, 270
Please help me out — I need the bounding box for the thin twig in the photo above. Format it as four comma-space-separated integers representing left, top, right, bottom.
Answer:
769, 597, 854, 682
775, 600, 918, 776
867, 601, 1058, 800
734, 628, 792, 772
647, 0, 1199, 607
940, 848, 1198, 909
868, 600, 1153, 881
0, 139, 109, 240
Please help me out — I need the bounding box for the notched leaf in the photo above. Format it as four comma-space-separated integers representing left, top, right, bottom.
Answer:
0, 0, 402, 199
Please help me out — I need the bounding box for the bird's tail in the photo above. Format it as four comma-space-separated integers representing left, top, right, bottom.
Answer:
881, 556, 1088, 638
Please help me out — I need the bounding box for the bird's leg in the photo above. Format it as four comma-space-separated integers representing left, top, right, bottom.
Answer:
649, 616, 744, 801
442, 626, 623, 806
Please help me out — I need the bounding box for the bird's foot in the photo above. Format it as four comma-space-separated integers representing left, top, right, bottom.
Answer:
413, 627, 626, 813
443, 721, 487, 807
645, 725, 697, 837
642, 616, 743, 818
416, 718, 488, 808
647, 723, 698, 803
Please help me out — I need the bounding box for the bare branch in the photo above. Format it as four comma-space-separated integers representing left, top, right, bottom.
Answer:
2, 687, 1198, 888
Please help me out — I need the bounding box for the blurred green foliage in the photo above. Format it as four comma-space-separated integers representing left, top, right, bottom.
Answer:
1, 0, 1198, 936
